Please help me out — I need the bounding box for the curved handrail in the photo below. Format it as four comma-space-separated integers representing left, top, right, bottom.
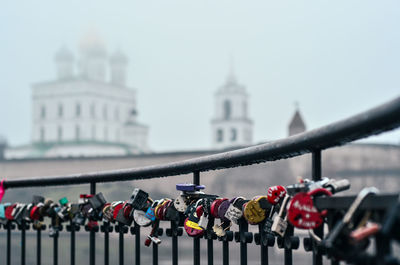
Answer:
4, 96, 400, 188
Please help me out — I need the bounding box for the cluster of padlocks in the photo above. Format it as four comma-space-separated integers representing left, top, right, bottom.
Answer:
1, 177, 399, 264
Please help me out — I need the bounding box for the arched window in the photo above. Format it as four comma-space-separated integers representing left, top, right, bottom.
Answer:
57, 126, 62, 142
103, 105, 108, 120
40, 127, 45, 142
223, 100, 231, 120
104, 127, 108, 141
58, 104, 63, 118
40, 105, 46, 119
114, 107, 119, 121
76, 103, 81, 117
91, 125, 96, 140
231, 128, 237, 141
75, 125, 80, 141
217, 129, 223, 142
91, 104, 96, 118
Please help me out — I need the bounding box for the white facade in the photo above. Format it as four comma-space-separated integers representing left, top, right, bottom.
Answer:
211, 71, 253, 149
6, 35, 149, 159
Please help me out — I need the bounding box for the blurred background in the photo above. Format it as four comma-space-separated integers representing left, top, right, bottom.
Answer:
0, 1, 399, 264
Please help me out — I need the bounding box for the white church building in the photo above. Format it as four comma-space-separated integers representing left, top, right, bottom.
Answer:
6, 34, 149, 158
211, 68, 253, 149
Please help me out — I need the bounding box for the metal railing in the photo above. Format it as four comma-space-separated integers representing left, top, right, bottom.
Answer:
1, 96, 400, 265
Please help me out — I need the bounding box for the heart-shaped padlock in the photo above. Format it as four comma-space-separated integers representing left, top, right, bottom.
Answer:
267, 186, 287, 205
243, 196, 269, 225
287, 188, 331, 229
218, 199, 231, 221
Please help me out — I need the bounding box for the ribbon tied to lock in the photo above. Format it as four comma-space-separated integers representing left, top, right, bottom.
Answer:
0, 179, 5, 203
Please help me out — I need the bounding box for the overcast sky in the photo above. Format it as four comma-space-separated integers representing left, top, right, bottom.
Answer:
0, 1, 399, 151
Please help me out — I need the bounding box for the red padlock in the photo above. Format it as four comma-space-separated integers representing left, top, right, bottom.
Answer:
5, 203, 17, 220
210, 198, 228, 218
184, 217, 205, 237
267, 185, 287, 205
287, 188, 332, 229
113, 202, 124, 220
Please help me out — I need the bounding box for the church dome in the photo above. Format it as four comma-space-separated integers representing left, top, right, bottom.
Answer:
110, 49, 128, 64
55, 46, 74, 61
79, 30, 106, 56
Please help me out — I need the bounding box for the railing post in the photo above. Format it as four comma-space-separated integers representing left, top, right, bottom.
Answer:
103, 222, 110, 265
193, 171, 201, 265
171, 221, 178, 265
7, 222, 11, 265
21, 220, 26, 265
70, 221, 75, 265
312, 150, 323, 265
132, 223, 141, 265
36, 226, 41, 265
90, 182, 96, 265
118, 224, 125, 265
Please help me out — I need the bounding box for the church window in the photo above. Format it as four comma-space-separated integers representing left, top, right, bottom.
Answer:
40, 105, 46, 119
40, 127, 45, 142
115, 107, 119, 121
75, 125, 80, 141
223, 100, 231, 120
76, 103, 81, 117
231, 128, 237, 141
91, 125, 96, 140
116, 129, 120, 142
217, 129, 223, 142
103, 105, 108, 120
57, 126, 62, 142
91, 104, 96, 118
104, 127, 108, 141
58, 104, 63, 118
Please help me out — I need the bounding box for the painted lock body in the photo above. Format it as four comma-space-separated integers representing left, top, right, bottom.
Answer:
210, 198, 227, 218
287, 188, 331, 229
174, 195, 188, 212
224, 197, 245, 224
243, 196, 268, 224
218, 199, 231, 221
267, 186, 287, 205
134, 210, 152, 226
184, 206, 205, 237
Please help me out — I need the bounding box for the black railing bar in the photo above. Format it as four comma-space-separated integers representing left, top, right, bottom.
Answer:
314, 193, 399, 210
3, 97, 400, 189
3, 96, 400, 189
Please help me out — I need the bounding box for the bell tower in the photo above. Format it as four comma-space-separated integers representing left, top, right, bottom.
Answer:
211, 65, 253, 149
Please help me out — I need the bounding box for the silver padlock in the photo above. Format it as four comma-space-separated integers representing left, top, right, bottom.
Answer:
271, 194, 290, 237
198, 212, 208, 229
148, 235, 162, 245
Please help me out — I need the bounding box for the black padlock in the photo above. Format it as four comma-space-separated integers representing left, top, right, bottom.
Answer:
128, 188, 149, 210
88, 193, 107, 210
115, 208, 132, 226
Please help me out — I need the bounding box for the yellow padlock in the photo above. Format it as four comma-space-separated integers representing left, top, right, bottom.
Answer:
243, 196, 268, 225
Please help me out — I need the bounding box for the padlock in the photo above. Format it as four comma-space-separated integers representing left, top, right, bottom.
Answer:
128, 188, 149, 210
164, 202, 180, 222
210, 198, 227, 218
145, 219, 162, 246
224, 197, 246, 224
213, 221, 232, 237
184, 200, 205, 237
287, 188, 332, 229
267, 186, 287, 205
243, 196, 270, 225
271, 194, 290, 237
133, 210, 152, 227
217, 199, 231, 221
173, 195, 188, 212
323, 187, 379, 251
176, 183, 205, 192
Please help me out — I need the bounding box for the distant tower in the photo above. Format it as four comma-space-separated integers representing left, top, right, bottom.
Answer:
55, 46, 74, 80
288, 103, 306, 136
110, 50, 128, 86
79, 31, 107, 82
0, 135, 7, 160
211, 64, 253, 149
